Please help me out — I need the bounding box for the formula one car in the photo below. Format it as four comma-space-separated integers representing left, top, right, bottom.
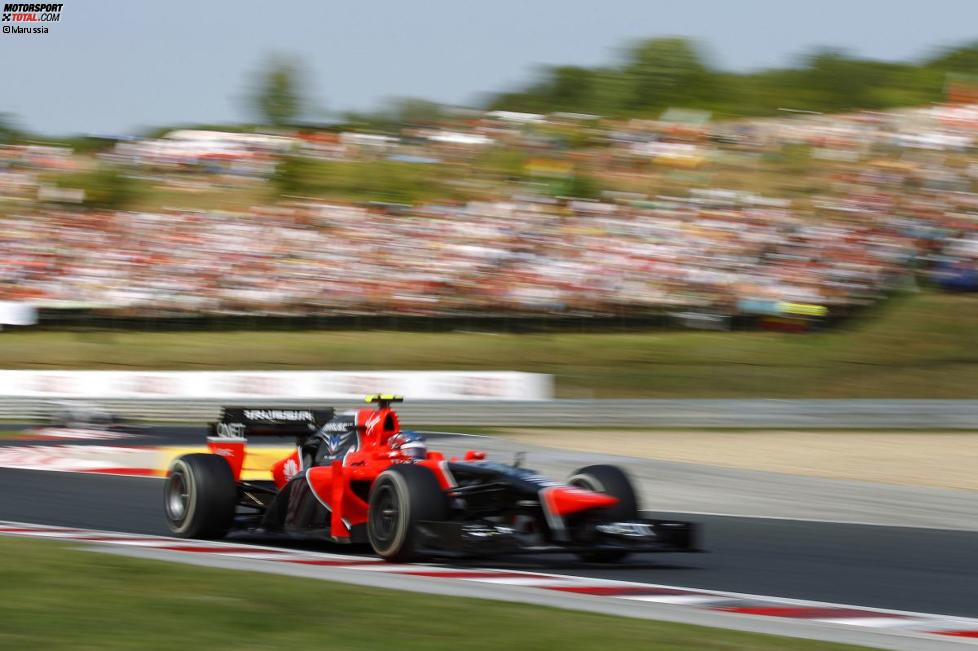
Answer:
43, 400, 128, 430
164, 395, 697, 562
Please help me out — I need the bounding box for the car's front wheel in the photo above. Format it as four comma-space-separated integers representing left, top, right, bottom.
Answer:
164, 453, 237, 539
368, 464, 447, 562
568, 464, 639, 562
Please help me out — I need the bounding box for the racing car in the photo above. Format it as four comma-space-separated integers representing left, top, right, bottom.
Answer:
43, 400, 128, 430
164, 395, 697, 562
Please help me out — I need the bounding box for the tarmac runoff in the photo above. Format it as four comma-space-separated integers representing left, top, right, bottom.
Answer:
3, 426, 978, 532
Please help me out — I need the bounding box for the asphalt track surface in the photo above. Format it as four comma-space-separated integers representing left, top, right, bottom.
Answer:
2, 465, 977, 619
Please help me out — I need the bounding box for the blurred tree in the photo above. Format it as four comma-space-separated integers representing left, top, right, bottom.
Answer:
52, 165, 143, 210
589, 68, 632, 116
926, 43, 978, 102
537, 66, 600, 113
484, 37, 978, 119
475, 146, 529, 181
560, 173, 603, 199
272, 156, 457, 203
621, 37, 717, 113
388, 97, 444, 126
271, 154, 310, 196
487, 38, 721, 117
800, 49, 885, 111
342, 98, 446, 133
0, 113, 21, 144
867, 64, 943, 108
340, 110, 398, 133
249, 55, 306, 127
52, 136, 117, 154
485, 89, 540, 114
926, 42, 978, 73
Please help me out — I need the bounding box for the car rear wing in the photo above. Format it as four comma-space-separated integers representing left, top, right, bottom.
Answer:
209, 406, 335, 443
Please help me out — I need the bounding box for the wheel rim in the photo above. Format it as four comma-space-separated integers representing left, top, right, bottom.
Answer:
166, 471, 189, 523
370, 484, 399, 546
569, 477, 596, 491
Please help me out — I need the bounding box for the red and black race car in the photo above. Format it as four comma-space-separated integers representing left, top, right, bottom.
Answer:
164, 395, 697, 562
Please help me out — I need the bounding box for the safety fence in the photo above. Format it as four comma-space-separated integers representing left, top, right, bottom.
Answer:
3, 398, 978, 428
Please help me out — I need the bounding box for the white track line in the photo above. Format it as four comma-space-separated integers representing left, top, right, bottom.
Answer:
4, 519, 978, 640
622, 594, 730, 605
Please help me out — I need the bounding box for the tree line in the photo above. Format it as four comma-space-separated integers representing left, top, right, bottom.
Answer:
6, 38, 978, 146
485, 37, 978, 119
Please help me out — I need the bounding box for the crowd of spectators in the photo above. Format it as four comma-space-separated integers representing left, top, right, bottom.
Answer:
0, 190, 944, 320
1, 103, 977, 325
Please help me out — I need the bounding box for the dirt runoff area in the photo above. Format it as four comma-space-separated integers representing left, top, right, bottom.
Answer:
501, 430, 978, 491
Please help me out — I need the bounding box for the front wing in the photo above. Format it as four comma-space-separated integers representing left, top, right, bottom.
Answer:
412, 517, 699, 558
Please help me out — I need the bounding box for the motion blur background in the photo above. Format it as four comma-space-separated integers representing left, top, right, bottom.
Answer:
1, 0, 977, 398
6, 7, 978, 649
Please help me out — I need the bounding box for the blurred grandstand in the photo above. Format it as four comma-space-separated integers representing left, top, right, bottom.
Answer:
1, 102, 977, 332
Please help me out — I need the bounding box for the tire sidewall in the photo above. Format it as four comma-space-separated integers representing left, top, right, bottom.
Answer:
568, 464, 638, 562
165, 458, 199, 536
568, 464, 639, 520
368, 465, 446, 561
368, 471, 412, 558
164, 454, 236, 539
568, 473, 605, 494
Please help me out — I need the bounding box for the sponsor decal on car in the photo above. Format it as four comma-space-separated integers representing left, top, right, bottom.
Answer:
215, 422, 246, 438
283, 457, 300, 480
242, 410, 314, 421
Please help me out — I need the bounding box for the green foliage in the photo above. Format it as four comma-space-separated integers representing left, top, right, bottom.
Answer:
51, 165, 143, 210
621, 37, 717, 113
342, 97, 446, 134
774, 142, 813, 174
273, 156, 455, 203
40, 136, 116, 155
474, 146, 529, 180
0, 538, 871, 651
926, 41, 978, 73
1, 292, 976, 398
0, 113, 20, 144
487, 37, 978, 118
387, 97, 444, 126
340, 111, 400, 134
249, 55, 306, 127
556, 174, 603, 199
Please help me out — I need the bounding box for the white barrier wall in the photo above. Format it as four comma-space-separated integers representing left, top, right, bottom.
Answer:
0, 302, 37, 326
0, 370, 553, 401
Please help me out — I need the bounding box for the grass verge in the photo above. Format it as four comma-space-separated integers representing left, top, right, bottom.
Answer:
0, 538, 872, 651
1, 291, 976, 397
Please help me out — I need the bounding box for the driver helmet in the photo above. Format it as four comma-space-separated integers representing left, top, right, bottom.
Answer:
389, 431, 427, 461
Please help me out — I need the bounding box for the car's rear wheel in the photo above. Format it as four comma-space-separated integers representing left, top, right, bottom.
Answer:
164, 453, 237, 539
368, 464, 447, 562
568, 464, 639, 562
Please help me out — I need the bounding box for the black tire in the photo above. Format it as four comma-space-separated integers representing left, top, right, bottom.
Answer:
367, 464, 448, 562
164, 453, 237, 539
568, 464, 639, 562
